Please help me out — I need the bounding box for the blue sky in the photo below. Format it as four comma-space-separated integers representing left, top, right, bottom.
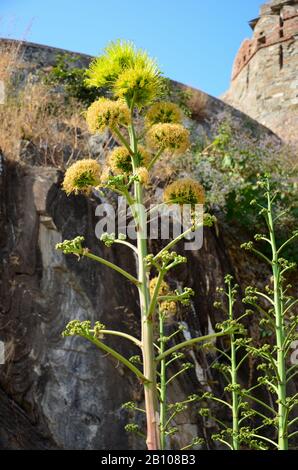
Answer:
0, 0, 263, 97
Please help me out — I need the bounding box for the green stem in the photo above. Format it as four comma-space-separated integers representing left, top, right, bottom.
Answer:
166, 367, 189, 386
85, 334, 148, 383
235, 351, 250, 372
113, 126, 134, 155
216, 438, 233, 450
241, 391, 276, 414
114, 239, 138, 255
239, 407, 268, 423
205, 395, 233, 410
254, 290, 275, 305
286, 364, 298, 377
211, 347, 231, 362
90, 329, 142, 348
249, 433, 279, 449
180, 442, 196, 451
159, 314, 167, 450
286, 369, 298, 384
283, 299, 298, 316
277, 233, 298, 255
166, 327, 185, 344
164, 411, 179, 430
288, 417, 298, 428
147, 147, 165, 171
283, 321, 298, 350
154, 226, 195, 261
129, 118, 160, 450
228, 281, 239, 450
273, 209, 290, 223
251, 248, 273, 266
155, 330, 232, 363
83, 251, 140, 286
148, 270, 166, 321
266, 181, 288, 450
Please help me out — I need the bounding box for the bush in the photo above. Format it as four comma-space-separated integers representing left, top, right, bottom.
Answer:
44, 53, 101, 106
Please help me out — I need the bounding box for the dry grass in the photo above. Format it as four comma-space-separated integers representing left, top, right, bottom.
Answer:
0, 82, 91, 166
0, 84, 91, 166
187, 89, 208, 122
0, 39, 22, 83
0, 42, 94, 167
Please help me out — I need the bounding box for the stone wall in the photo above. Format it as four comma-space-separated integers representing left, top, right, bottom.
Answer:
223, 0, 298, 147
0, 37, 92, 70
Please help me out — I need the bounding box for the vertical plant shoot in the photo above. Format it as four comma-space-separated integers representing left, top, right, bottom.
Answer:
56, 41, 231, 450
241, 177, 298, 450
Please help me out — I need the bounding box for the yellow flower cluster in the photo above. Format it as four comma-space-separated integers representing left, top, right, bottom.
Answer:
159, 300, 177, 317
135, 167, 150, 186
149, 277, 177, 318
145, 101, 183, 126
62, 159, 101, 195
86, 41, 143, 88
86, 98, 130, 133
108, 145, 150, 175
85, 40, 163, 108
163, 178, 205, 206
146, 123, 190, 154
114, 63, 163, 109
149, 277, 170, 297
99, 166, 111, 186
108, 146, 132, 175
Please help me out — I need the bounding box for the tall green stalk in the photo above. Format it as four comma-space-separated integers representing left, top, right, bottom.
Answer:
56, 40, 236, 450
266, 182, 287, 450
241, 176, 298, 450
200, 276, 247, 450
227, 279, 239, 451
159, 313, 167, 450
129, 114, 160, 450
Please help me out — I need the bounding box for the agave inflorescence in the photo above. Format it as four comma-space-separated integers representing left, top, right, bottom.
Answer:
56, 39, 220, 451
163, 178, 205, 206
62, 159, 101, 195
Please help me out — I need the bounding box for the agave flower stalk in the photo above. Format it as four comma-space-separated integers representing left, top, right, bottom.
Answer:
56, 40, 234, 450
158, 310, 167, 450
227, 276, 240, 450
128, 101, 160, 449
157, 317, 200, 450
198, 276, 252, 450
241, 176, 298, 450
267, 185, 287, 450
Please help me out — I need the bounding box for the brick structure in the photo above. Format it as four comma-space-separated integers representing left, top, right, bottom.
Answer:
223, 0, 298, 147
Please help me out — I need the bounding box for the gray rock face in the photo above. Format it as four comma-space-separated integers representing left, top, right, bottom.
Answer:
0, 160, 141, 449
0, 157, 236, 449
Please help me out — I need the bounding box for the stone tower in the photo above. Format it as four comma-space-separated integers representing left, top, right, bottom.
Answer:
223, 0, 298, 147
